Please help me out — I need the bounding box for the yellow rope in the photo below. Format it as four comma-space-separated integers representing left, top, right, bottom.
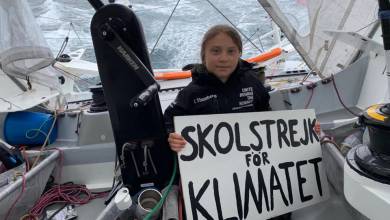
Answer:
31, 111, 58, 169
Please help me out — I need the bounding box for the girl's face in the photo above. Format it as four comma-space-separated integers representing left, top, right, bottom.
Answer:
204, 33, 241, 82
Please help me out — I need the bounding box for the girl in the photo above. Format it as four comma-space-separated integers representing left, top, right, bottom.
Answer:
164, 24, 270, 152
164, 24, 292, 220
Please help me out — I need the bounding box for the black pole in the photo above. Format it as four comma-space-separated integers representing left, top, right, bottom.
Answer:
88, 0, 104, 11
378, 0, 390, 100
378, 0, 390, 50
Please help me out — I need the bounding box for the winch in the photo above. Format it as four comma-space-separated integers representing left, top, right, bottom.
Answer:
347, 103, 390, 183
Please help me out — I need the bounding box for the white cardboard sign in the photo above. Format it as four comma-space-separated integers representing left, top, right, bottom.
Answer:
174, 109, 329, 220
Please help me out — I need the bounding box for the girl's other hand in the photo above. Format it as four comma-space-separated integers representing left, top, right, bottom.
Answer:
168, 133, 186, 152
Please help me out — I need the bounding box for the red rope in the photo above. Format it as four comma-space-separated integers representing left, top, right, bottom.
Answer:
331, 74, 360, 117
20, 146, 30, 172
5, 173, 26, 220
26, 183, 107, 218
305, 85, 315, 109
21, 148, 108, 219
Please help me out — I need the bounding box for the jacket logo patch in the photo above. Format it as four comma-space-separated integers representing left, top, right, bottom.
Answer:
194, 94, 217, 104
239, 87, 254, 106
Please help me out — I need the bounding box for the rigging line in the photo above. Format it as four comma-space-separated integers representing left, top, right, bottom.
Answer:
243, 28, 260, 46
354, 19, 379, 33
51, 23, 82, 60
151, 0, 182, 55
36, 15, 83, 28
204, 0, 262, 53
134, 0, 203, 13
0, 97, 24, 110
0, 97, 13, 110
36, 15, 64, 21
53, 24, 73, 60
300, 70, 314, 84
36, 16, 86, 33
53, 23, 76, 62
148, 47, 170, 61
69, 22, 82, 43
66, 23, 72, 40
52, 65, 96, 86
54, 36, 69, 61
257, 31, 265, 52
45, 37, 91, 39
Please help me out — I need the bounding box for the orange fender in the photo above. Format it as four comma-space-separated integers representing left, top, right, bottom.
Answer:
154, 71, 191, 80
155, 47, 282, 80
246, 47, 282, 63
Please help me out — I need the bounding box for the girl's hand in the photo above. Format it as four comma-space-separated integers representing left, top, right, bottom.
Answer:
168, 133, 187, 152
314, 121, 321, 136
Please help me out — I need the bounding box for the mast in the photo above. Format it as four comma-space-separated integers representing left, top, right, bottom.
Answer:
378, 0, 390, 97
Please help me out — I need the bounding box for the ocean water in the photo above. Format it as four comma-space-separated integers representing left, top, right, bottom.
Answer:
29, 0, 307, 69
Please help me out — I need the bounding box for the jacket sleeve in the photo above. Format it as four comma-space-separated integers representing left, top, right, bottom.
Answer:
163, 89, 192, 133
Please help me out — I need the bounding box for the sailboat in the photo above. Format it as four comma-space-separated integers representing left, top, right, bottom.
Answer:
0, 0, 389, 219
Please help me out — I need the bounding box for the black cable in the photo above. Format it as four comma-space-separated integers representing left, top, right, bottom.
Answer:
151, 0, 181, 55
204, 0, 262, 53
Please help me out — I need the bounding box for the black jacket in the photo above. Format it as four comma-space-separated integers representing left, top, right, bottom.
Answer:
164, 60, 270, 132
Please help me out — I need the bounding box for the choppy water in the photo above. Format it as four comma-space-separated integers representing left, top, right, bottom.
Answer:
29, 0, 307, 69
